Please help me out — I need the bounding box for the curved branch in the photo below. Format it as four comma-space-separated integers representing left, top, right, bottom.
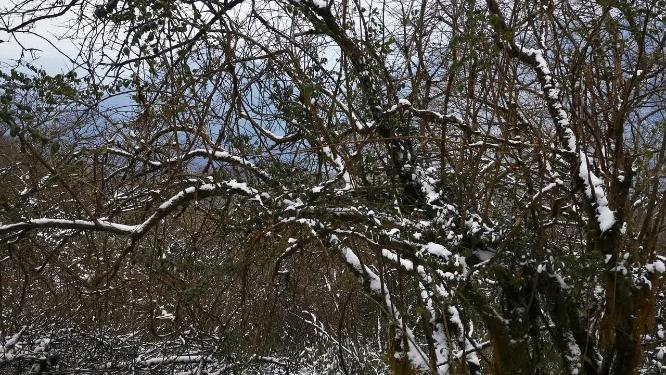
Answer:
0, 180, 265, 237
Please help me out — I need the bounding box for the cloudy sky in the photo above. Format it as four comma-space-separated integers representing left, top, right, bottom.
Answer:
0, 11, 80, 73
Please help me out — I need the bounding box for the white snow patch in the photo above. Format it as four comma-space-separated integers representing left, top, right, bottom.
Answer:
421, 242, 451, 259
646, 260, 665, 274
578, 152, 615, 232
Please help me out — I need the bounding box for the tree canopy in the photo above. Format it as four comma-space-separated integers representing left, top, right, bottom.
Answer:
0, 0, 665, 373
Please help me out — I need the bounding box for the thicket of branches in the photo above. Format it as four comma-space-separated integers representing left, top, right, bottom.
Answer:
0, 0, 665, 373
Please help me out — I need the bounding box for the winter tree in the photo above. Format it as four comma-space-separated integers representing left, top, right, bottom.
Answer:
0, 0, 664, 373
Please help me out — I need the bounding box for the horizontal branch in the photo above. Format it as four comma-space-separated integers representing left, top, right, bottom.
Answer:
0, 180, 265, 237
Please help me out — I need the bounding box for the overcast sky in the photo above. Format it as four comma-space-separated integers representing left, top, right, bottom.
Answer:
0, 13, 79, 73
